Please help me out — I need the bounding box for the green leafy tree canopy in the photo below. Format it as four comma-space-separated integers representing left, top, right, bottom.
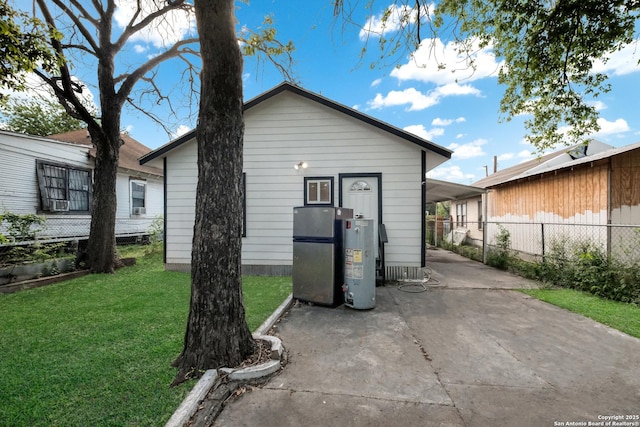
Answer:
0, 97, 86, 136
335, 0, 640, 151
0, 0, 60, 103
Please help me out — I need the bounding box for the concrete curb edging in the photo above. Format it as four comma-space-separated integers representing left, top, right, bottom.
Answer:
165, 369, 219, 427
255, 294, 293, 335
165, 293, 294, 427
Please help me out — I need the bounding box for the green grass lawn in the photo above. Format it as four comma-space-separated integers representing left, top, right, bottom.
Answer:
521, 288, 640, 339
0, 248, 291, 426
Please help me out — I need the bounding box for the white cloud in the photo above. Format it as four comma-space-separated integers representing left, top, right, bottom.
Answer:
391, 38, 503, 85
114, 0, 196, 48
432, 116, 466, 126
123, 124, 134, 133
370, 78, 382, 87
359, 4, 434, 41
172, 124, 191, 138
588, 100, 607, 111
403, 124, 444, 140
517, 149, 535, 159
592, 40, 640, 76
497, 153, 514, 161
426, 165, 475, 182
592, 117, 630, 136
368, 83, 480, 111
133, 45, 148, 54
557, 117, 630, 139
368, 88, 438, 111
448, 138, 487, 159
436, 83, 480, 96
456, 133, 464, 139
1, 73, 97, 113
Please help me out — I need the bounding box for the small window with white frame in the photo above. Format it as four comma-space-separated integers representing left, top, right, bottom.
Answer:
456, 202, 467, 228
304, 177, 333, 206
130, 179, 146, 215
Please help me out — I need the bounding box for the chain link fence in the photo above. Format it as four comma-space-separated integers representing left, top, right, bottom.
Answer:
484, 221, 640, 265
1, 215, 160, 267
427, 219, 640, 265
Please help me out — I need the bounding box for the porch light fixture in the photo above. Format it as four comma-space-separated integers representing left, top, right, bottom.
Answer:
294, 161, 308, 170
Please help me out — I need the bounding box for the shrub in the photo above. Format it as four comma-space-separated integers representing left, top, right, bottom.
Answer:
0, 211, 75, 267
486, 225, 513, 270
436, 227, 639, 305
0, 211, 45, 242
518, 238, 640, 305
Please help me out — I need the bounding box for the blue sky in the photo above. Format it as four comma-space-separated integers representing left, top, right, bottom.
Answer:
11, 1, 640, 185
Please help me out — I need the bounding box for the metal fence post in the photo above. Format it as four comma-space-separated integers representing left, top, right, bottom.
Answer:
541, 223, 545, 262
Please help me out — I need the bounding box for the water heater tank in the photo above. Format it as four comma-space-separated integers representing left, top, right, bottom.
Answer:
343, 218, 376, 309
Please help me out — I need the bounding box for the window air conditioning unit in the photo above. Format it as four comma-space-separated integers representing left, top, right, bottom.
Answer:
133, 207, 146, 215
50, 199, 70, 212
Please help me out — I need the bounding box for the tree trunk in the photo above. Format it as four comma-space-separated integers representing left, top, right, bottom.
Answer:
172, 0, 255, 386
86, 120, 121, 274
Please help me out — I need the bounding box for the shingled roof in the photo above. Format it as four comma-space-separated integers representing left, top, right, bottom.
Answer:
47, 129, 163, 177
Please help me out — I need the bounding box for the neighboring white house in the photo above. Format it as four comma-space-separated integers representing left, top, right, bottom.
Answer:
140, 82, 452, 280
0, 129, 163, 241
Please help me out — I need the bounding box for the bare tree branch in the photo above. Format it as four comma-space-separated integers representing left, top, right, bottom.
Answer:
116, 37, 199, 100
34, 0, 100, 130
113, 0, 193, 51
61, 43, 96, 55
67, 0, 100, 27
48, 0, 100, 54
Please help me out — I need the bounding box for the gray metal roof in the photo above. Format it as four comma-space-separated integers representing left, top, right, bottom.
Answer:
425, 178, 486, 203
472, 139, 627, 188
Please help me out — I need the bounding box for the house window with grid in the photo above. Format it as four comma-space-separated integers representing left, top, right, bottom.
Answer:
456, 202, 467, 227
130, 180, 146, 215
477, 200, 483, 230
304, 177, 333, 206
36, 160, 92, 213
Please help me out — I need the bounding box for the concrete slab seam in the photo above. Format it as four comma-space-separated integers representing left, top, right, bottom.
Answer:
441, 382, 556, 390
431, 366, 467, 426
259, 387, 459, 407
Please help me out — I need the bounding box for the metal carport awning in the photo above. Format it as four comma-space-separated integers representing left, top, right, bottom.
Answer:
423, 178, 488, 263
424, 178, 486, 203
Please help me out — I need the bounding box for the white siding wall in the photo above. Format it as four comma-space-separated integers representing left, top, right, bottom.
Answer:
164, 91, 429, 272
451, 197, 484, 245
116, 173, 131, 218
165, 143, 197, 265
0, 133, 93, 239
114, 173, 164, 236
0, 133, 90, 215
0, 132, 163, 240
145, 178, 164, 218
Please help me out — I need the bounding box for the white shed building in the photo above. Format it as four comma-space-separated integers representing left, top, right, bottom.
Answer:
140, 83, 451, 280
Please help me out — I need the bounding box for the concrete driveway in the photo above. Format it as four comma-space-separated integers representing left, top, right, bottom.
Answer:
215, 249, 640, 426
